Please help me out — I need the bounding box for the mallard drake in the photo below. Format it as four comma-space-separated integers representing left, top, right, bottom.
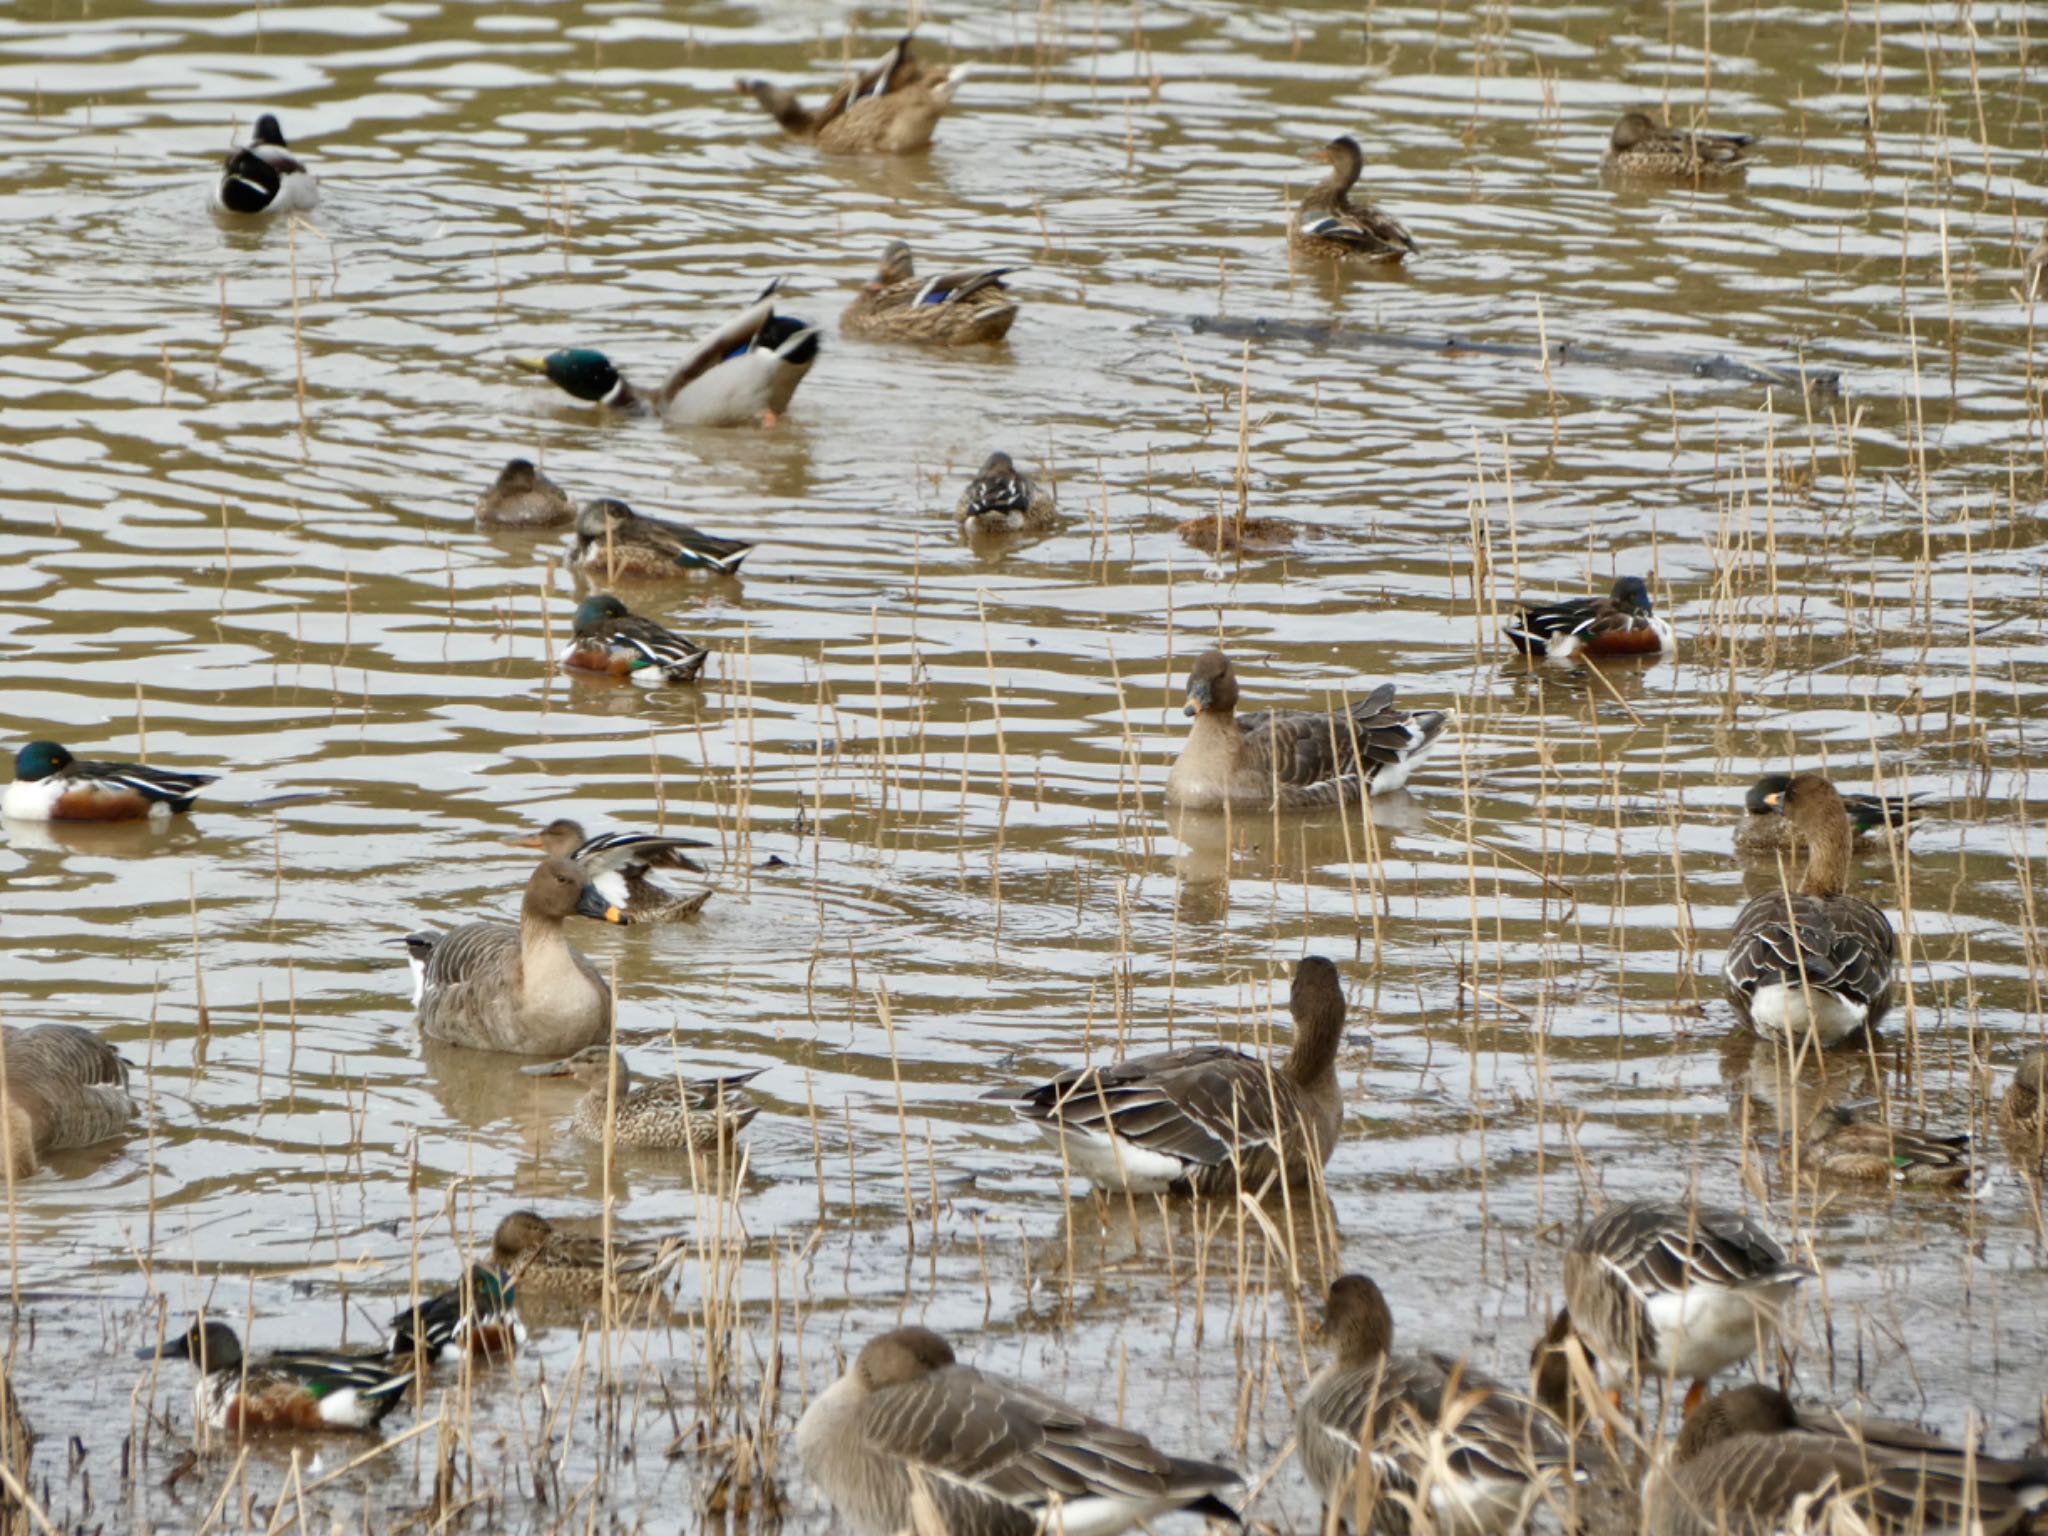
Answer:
1548, 1198, 1812, 1416
1734, 773, 1918, 860
0, 1023, 136, 1177
474, 458, 572, 527
138, 1319, 415, 1434
559, 594, 708, 685
1301, 1275, 1579, 1536
955, 451, 1058, 535
1165, 650, 1447, 811
409, 859, 621, 1057
795, 1326, 1239, 1536
2000, 1047, 2048, 1168
1504, 576, 1674, 661
3, 740, 217, 822
386, 1266, 523, 1364
1290, 135, 1417, 265
1602, 111, 1755, 178
519, 281, 820, 427
841, 240, 1022, 345
210, 112, 318, 215
1645, 1384, 2048, 1536
574, 498, 753, 580
521, 1045, 762, 1150
489, 1209, 681, 1297
508, 817, 713, 923
738, 33, 969, 155
1723, 774, 1897, 1047
1794, 1103, 1974, 1189
985, 956, 1346, 1196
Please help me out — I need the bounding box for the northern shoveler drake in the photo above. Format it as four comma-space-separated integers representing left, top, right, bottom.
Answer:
408, 860, 621, 1057
841, 240, 1022, 345
474, 458, 573, 527
1165, 650, 1447, 811
2001, 1047, 2048, 1170
0, 1023, 136, 1177
795, 1326, 1240, 1536
518, 280, 820, 428
954, 452, 1059, 535
508, 817, 713, 924
1735, 773, 1919, 859
1300, 1274, 1580, 1536
521, 1046, 762, 1149
1602, 111, 1754, 178
139, 1319, 414, 1433
574, 498, 753, 581
738, 32, 969, 155
1792, 1104, 1974, 1190
386, 1266, 523, 1364
210, 112, 318, 215
559, 594, 708, 686
489, 1209, 682, 1297
1723, 774, 1897, 1047
3, 741, 218, 822
1504, 576, 1674, 661
985, 956, 1347, 1196
1290, 135, 1417, 265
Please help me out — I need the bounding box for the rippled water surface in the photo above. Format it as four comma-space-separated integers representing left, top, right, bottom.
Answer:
3, 0, 2048, 1529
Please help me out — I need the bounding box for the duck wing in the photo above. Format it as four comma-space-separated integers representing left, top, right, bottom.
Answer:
653, 283, 782, 406
1237, 684, 1440, 800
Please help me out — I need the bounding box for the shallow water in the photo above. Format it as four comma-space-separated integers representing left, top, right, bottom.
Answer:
1, 0, 2047, 1529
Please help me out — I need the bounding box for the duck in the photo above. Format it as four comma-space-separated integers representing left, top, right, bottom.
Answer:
1794, 1103, 1974, 1189
474, 458, 573, 527
518, 280, 820, 427
520, 1045, 763, 1150
3, 740, 218, 822
2000, 1047, 2048, 1169
794, 1325, 1239, 1536
985, 955, 1347, 1197
507, 817, 713, 924
955, 452, 1059, 535
1165, 650, 1448, 811
1299, 1274, 1579, 1536
1734, 773, 1919, 860
1545, 1198, 1812, 1417
738, 33, 968, 155
1602, 111, 1755, 178
1290, 135, 1417, 265
558, 594, 708, 686
1504, 576, 1674, 661
385, 1266, 523, 1364
409, 859, 621, 1057
0, 1023, 136, 1177
573, 498, 753, 581
210, 112, 318, 215
1645, 1384, 2048, 1536
138, 1318, 415, 1434
1722, 773, 1897, 1047
841, 240, 1022, 345
489, 1209, 681, 1298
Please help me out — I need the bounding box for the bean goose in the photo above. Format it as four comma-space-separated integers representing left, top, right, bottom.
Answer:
1290, 136, 1417, 264
0, 1023, 137, 1177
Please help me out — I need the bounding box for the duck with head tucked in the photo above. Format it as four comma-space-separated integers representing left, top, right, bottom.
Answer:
210, 112, 318, 215
507, 817, 713, 924
2001, 1047, 2048, 1171
0, 1023, 136, 1177
841, 239, 1023, 345
474, 458, 573, 527
4, 741, 217, 822
738, 32, 969, 155
521, 1045, 762, 1150
559, 594, 708, 685
1603, 111, 1755, 178
385, 1265, 523, 1365
574, 498, 753, 581
1291, 135, 1417, 265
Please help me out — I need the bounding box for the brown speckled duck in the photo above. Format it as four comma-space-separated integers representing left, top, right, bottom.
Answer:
841, 240, 1021, 345
521, 1046, 762, 1150
954, 452, 1058, 535
738, 33, 968, 155
1290, 135, 1417, 265
1603, 111, 1754, 178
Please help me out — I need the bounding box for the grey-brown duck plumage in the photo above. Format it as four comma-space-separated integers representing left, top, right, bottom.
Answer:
489, 1208, 681, 1297
955, 452, 1058, 535
2001, 1047, 2048, 1169
0, 1023, 136, 1176
473, 458, 572, 527
1291, 135, 1417, 264
1603, 111, 1755, 177
1796, 1103, 1974, 1189
522, 1045, 762, 1150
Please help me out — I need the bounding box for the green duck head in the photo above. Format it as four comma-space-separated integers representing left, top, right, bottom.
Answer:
13, 741, 74, 783
571, 594, 630, 630
538, 349, 623, 403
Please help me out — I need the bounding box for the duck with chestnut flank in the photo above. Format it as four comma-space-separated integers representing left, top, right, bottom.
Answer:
386, 1266, 523, 1363
474, 458, 573, 527
559, 594, 708, 685
139, 1319, 414, 1434
210, 112, 318, 215
4, 741, 217, 822
1291, 135, 1417, 265
521, 1045, 762, 1150
841, 239, 1022, 345
1505, 576, 1673, 661
1603, 111, 1755, 178
955, 452, 1059, 534
508, 817, 712, 924
1734, 772, 1919, 860
738, 33, 969, 155
573, 498, 753, 580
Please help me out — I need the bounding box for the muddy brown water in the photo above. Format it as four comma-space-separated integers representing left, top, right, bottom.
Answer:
1, 0, 2046, 1529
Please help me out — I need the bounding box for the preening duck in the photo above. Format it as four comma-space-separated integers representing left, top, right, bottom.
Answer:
507, 817, 713, 924
955, 451, 1058, 535
738, 32, 969, 155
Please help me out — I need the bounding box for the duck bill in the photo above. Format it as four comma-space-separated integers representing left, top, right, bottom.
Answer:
137, 1336, 190, 1362
508, 355, 549, 375
518, 1057, 578, 1079
574, 885, 626, 924
504, 834, 547, 850
1184, 680, 1213, 717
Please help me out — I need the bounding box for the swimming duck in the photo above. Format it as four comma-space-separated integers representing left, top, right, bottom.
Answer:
1290, 135, 1417, 265
489, 1209, 681, 1297
1645, 1384, 2048, 1536
1300, 1274, 1579, 1536
508, 817, 713, 924
521, 1046, 762, 1150
738, 33, 969, 155
139, 1318, 415, 1434
0, 1023, 136, 1177
841, 240, 1022, 345
410, 859, 621, 1057
1723, 774, 1897, 1047
3, 741, 218, 822
2000, 1047, 2048, 1169
210, 112, 318, 215
1603, 112, 1755, 178
1504, 576, 1674, 661
474, 458, 573, 527
955, 451, 1059, 535
795, 1325, 1240, 1536
559, 594, 708, 686
986, 956, 1347, 1197
1734, 773, 1918, 860
519, 281, 820, 428
1794, 1103, 1974, 1189
386, 1266, 523, 1364
1165, 650, 1448, 811
574, 498, 753, 581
